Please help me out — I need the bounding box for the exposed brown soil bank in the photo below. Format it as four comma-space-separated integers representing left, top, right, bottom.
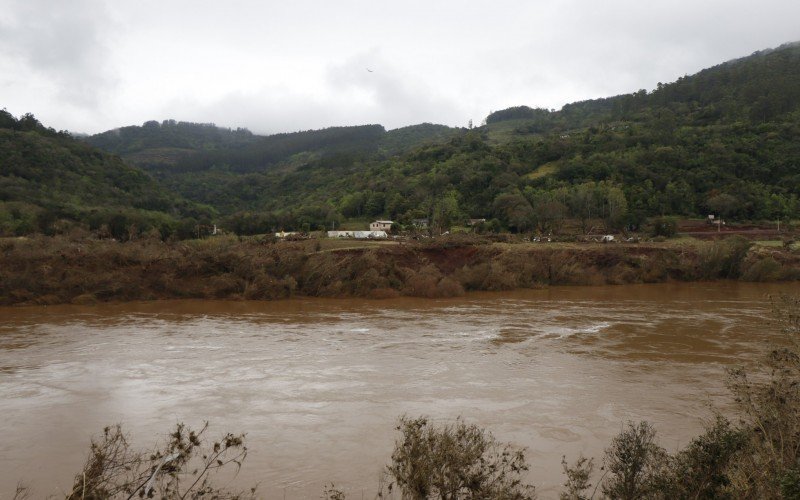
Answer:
2, 235, 799, 306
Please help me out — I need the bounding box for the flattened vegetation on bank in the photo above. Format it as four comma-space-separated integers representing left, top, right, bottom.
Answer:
2, 234, 799, 307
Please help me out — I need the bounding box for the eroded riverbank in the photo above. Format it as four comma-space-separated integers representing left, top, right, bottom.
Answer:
1, 235, 798, 306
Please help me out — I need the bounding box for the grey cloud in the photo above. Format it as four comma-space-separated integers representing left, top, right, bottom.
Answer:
2, 0, 799, 134
157, 50, 468, 135
157, 89, 354, 136
0, 0, 116, 108
160, 86, 461, 137
325, 50, 465, 128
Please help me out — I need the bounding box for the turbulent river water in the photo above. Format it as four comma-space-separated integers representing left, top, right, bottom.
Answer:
0, 282, 796, 498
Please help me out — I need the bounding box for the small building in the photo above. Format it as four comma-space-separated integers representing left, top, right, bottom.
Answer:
466, 218, 487, 226
275, 231, 299, 238
370, 220, 393, 232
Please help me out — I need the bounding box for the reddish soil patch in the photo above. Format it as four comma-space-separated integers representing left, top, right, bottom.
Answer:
677, 219, 789, 240
420, 245, 487, 274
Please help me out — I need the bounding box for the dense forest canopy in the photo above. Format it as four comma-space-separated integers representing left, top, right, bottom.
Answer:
2, 42, 799, 238
0, 110, 214, 239
486, 106, 553, 124
87, 121, 462, 174
87, 119, 257, 155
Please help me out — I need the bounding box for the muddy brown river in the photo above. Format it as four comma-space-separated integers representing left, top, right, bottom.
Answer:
0, 282, 796, 498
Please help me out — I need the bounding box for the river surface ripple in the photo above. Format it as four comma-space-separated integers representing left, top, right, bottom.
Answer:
0, 282, 794, 498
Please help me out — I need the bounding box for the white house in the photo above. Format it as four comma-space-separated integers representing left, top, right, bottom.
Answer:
370, 220, 393, 232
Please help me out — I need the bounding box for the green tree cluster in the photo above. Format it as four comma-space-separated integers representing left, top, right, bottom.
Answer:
0, 110, 214, 239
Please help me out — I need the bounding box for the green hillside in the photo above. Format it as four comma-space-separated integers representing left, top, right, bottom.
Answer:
170, 124, 388, 174
86, 120, 257, 162
486, 42, 800, 132
72, 41, 800, 235
87, 120, 461, 173
0, 111, 213, 239
84, 121, 464, 228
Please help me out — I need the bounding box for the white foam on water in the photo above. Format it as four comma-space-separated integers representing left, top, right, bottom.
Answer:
540, 321, 613, 339
434, 329, 501, 343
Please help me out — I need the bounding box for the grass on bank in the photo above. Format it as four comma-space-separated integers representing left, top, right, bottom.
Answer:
755, 239, 788, 247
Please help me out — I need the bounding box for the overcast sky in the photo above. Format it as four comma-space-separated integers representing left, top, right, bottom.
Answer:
1, 0, 798, 135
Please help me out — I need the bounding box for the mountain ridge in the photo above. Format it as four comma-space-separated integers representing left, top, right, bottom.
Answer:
4, 41, 799, 238
120, 41, 799, 233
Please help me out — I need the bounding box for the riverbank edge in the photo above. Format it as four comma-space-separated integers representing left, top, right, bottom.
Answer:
2, 235, 799, 306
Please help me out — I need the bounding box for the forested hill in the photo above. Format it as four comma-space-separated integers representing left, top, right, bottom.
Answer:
85, 120, 260, 170
0, 111, 212, 239
172, 123, 462, 175
86, 120, 461, 174
171, 124, 388, 175
117, 42, 796, 234
487, 41, 800, 130
581, 41, 800, 125
17, 41, 800, 237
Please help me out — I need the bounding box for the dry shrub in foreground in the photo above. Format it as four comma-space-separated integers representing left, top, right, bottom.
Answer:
559, 293, 800, 499
600, 422, 671, 500
66, 422, 253, 499
559, 416, 747, 500
725, 293, 800, 498
382, 416, 536, 500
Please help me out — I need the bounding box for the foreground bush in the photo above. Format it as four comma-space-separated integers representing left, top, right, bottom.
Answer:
63, 423, 252, 499
384, 416, 536, 499
600, 421, 668, 499
725, 294, 800, 497
560, 293, 800, 499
